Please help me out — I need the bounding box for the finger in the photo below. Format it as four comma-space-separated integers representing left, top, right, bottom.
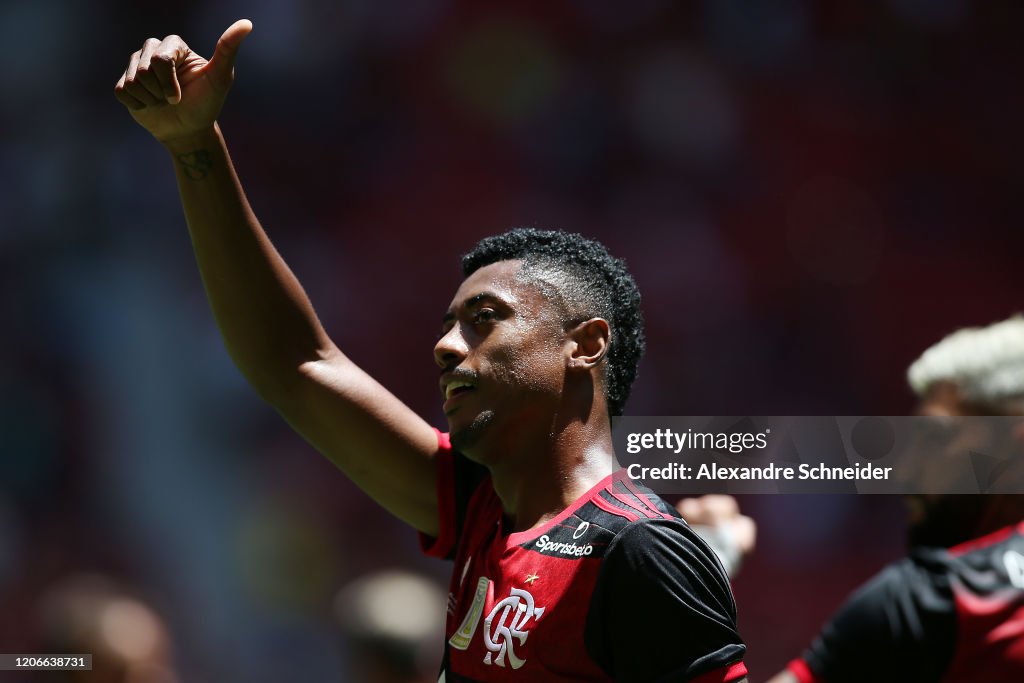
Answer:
148, 39, 181, 104
136, 38, 166, 102
124, 50, 159, 105
152, 34, 190, 104
205, 18, 253, 87
125, 49, 141, 82
114, 72, 145, 110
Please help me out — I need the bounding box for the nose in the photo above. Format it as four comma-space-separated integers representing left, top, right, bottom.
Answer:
434, 324, 468, 370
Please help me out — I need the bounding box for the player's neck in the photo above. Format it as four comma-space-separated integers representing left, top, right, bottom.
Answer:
488, 409, 616, 535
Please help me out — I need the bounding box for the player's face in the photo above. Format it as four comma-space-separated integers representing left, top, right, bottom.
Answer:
434, 259, 567, 460
906, 383, 996, 547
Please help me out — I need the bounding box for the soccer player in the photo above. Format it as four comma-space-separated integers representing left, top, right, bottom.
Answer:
114, 21, 748, 682
768, 317, 1024, 683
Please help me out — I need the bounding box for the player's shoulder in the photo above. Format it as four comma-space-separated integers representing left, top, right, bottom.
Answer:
586, 477, 731, 578
526, 474, 695, 561
897, 522, 1024, 589
522, 487, 651, 559
584, 473, 680, 524
907, 521, 1024, 599
944, 520, 1024, 565
577, 474, 684, 540
832, 551, 956, 632
604, 515, 728, 579
842, 528, 1024, 619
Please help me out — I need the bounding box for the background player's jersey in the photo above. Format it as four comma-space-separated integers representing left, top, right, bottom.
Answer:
420, 432, 747, 682
788, 521, 1024, 683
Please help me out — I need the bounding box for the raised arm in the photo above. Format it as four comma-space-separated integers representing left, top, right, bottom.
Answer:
114, 20, 441, 535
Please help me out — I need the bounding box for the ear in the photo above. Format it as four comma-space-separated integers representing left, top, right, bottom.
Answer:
566, 318, 610, 371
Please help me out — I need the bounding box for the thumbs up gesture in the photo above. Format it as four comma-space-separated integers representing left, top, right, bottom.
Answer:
114, 20, 253, 144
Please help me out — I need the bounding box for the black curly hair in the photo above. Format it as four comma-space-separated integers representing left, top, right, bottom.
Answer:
461, 228, 645, 417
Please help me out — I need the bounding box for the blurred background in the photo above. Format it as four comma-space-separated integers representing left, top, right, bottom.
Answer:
3, 0, 1024, 680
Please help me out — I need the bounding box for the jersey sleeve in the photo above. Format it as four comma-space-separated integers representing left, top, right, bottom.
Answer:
584, 518, 748, 682
418, 429, 490, 560
788, 559, 954, 683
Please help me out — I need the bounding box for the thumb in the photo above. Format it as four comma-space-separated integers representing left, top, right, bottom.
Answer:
206, 19, 253, 85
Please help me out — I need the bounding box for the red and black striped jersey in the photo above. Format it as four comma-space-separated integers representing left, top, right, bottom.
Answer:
788, 521, 1024, 683
420, 431, 748, 682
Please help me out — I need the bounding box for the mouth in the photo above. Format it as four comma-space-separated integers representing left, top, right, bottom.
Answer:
443, 386, 476, 414
445, 379, 476, 399
441, 375, 478, 414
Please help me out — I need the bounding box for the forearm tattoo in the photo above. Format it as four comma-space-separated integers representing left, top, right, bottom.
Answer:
176, 149, 212, 180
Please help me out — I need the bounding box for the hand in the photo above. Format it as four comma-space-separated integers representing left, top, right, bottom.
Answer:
114, 20, 253, 144
676, 495, 756, 576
